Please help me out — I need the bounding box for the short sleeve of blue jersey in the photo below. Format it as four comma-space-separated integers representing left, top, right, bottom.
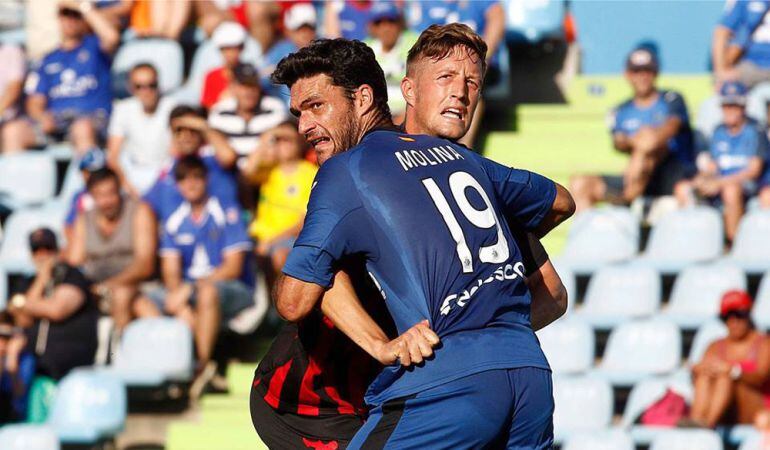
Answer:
720, 0, 744, 31
159, 227, 179, 255
282, 156, 371, 288
662, 91, 689, 123
222, 205, 253, 253
32, 60, 50, 96
468, 153, 557, 230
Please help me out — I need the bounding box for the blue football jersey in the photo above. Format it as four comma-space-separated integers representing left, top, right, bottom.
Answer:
710, 119, 768, 176
282, 130, 556, 405
610, 89, 695, 169
721, 0, 770, 68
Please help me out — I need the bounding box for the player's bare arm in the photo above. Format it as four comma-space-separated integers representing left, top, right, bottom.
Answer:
532, 182, 576, 238
528, 259, 568, 331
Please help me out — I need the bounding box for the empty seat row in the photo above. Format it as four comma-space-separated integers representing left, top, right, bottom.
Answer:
559, 206, 770, 275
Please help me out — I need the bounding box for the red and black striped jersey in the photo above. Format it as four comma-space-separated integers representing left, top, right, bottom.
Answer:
253, 262, 395, 417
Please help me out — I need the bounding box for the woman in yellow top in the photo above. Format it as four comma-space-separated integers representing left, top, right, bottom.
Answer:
245, 121, 317, 279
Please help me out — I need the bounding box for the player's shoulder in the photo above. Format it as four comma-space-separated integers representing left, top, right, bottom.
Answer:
613, 98, 635, 114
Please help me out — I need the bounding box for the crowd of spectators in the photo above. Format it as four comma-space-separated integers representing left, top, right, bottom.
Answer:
0, 0, 510, 425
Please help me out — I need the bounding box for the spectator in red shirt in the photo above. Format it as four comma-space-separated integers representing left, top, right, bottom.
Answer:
201, 21, 247, 110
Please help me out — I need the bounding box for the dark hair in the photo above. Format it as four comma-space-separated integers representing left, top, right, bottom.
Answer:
174, 155, 208, 181
271, 38, 390, 118
130, 62, 158, 78
169, 105, 206, 125
407, 23, 488, 76
86, 167, 120, 192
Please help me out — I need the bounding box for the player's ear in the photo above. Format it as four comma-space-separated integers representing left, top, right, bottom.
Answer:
355, 84, 376, 114
401, 76, 416, 108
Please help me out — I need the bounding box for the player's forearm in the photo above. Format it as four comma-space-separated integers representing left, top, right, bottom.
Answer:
320, 271, 390, 361
528, 260, 568, 331
533, 183, 575, 238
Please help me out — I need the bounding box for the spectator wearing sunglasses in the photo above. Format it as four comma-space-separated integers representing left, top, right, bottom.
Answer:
685, 290, 770, 428
106, 63, 177, 197
8, 0, 119, 155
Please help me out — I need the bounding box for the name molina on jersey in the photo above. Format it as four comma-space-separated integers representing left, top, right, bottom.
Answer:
394, 145, 465, 172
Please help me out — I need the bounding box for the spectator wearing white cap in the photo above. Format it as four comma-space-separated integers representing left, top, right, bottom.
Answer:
201, 21, 248, 110
259, 3, 318, 99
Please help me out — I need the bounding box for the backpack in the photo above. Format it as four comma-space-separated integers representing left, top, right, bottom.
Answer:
640, 388, 689, 427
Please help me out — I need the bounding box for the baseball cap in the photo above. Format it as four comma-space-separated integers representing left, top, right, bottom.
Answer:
284, 3, 317, 31
29, 227, 58, 252
720, 80, 748, 106
720, 290, 753, 317
78, 148, 107, 172
369, 2, 401, 22
212, 21, 247, 48
232, 63, 261, 86
626, 47, 659, 72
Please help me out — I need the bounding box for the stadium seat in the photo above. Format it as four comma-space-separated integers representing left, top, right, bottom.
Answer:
650, 430, 723, 450
48, 369, 126, 444
0, 267, 7, 310
621, 374, 694, 444
661, 263, 746, 329
111, 38, 184, 97
0, 153, 56, 209
106, 317, 193, 386
688, 320, 727, 366
0, 206, 65, 274
737, 431, 767, 450
173, 37, 262, 105
562, 430, 635, 450
536, 318, 594, 374
725, 210, 770, 274
574, 265, 660, 328
0, 424, 60, 450
559, 206, 640, 274
634, 206, 723, 273
752, 272, 770, 330
552, 376, 613, 444
593, 319, 681, 387
504, 0, 565, 43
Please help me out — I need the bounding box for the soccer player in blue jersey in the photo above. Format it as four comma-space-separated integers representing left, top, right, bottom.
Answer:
675, 81, 767, 243
570, 47, 696, 212
270, 35, 572, 448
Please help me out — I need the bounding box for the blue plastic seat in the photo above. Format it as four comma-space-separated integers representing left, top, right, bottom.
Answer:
650, 430, 723, 450
574, 265, 660, 329
504, 0, 565, 43
725, 210, 770, 274
563, 430, 635, 450
621, 373, 694, 444
173, 37, 262, 105
0, 206, 65, 274
593, 319, 681, 387
0, 153, 56, 209
661, 263, 746, 329
107, 318, 193, 386
552, 375, 613, 444
688, 320, 727, 366
751, 271, 770, 330
635, 206, 723, 274
112, 38, 184, 98
559, 206, 640, 275
0, 424, 60, 450
738, 430, 766, 450
48, 369, 126, 444
536, 318, 594, 375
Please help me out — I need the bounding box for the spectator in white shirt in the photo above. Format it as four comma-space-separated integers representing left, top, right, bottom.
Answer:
106, 63, 176, 197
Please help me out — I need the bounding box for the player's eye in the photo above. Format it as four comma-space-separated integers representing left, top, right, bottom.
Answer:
310, 102, 323, 110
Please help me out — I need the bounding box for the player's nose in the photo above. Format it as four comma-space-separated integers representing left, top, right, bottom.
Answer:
297, 113, 315, 137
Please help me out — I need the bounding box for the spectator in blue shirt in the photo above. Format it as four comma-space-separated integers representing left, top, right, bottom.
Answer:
570, 47, 696, 212
713, 0, 770, 88
143, 105, 239, 223
323, 0, 376, 41
677, 82, 766, 242
11, 1, 119, 155
136, 155, 254, 394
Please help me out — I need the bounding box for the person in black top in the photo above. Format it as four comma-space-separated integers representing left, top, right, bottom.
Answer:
7, 228, 98, 381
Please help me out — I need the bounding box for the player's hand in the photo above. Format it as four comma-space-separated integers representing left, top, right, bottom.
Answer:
374, 320, 440, 367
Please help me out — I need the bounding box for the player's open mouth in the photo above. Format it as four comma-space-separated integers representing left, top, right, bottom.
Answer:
441, 108, 465, 121
309, 136, 331, 148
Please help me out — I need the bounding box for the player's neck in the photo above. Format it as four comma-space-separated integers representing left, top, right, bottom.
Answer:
633, 89, 659, 106
357, 111, 395, 142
